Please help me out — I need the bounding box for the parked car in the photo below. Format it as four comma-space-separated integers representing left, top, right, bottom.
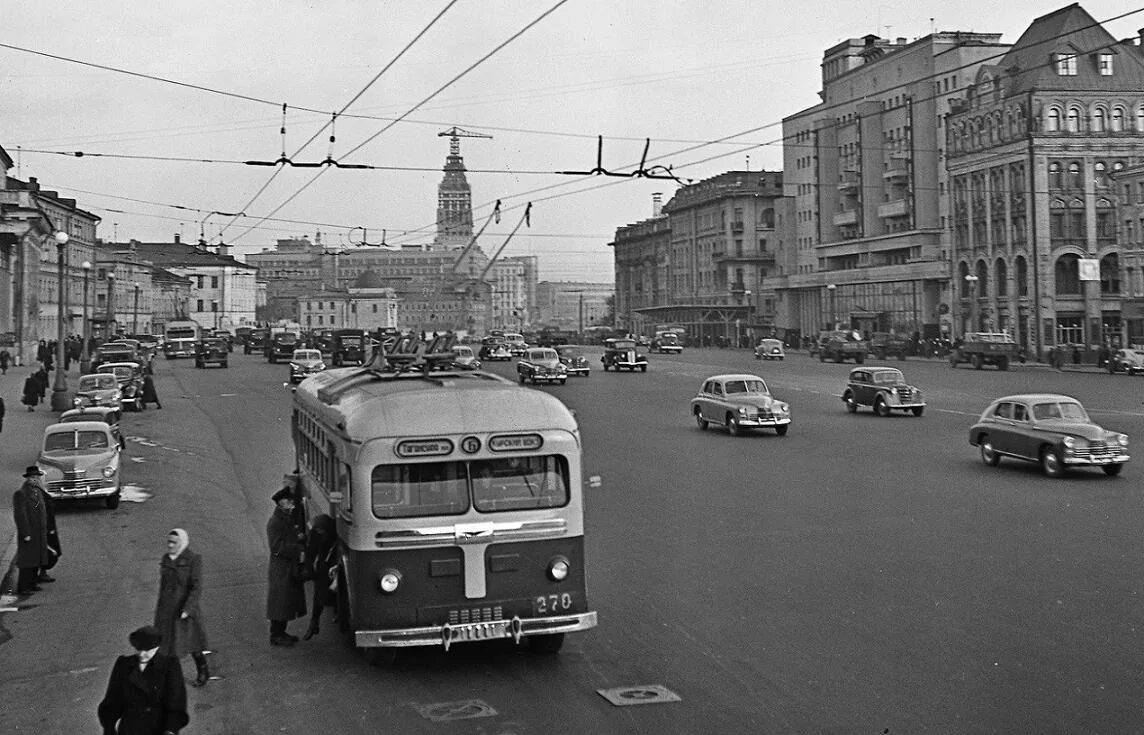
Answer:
289, 348, 326, 385
59, 405, 125, 449
841, 366, 925, 417
1109, 348, 1144, 375
517, 347, 568, 385
968, 394, 1129, 477
690, 373, 791, 436
754, 338, 785, 361
97, 362, 146, 412
601, 338, 648, 372
195, 337, 230, 368
73, 373, 123, 412
92, 343, 140, 370
554, 344, 590, 377
36, 420, 123, 509
869, 332, 909, 360
450, 345, 482, 371
819, 330, 868, 364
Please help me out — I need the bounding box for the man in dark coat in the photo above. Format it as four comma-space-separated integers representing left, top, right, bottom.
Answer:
13, 466, 52, 595
35, 365, 49, 399
141, 374, 162, 409
266, 486, 307, 645
0, 395, 5, 432
98, 625, 188, 735
0, 348, 10, 374
22, 371, 40, 411
303, 514, 337, 640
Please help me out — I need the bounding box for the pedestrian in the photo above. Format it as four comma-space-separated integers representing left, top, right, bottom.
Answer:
0, 395, 5, 433
266, 486, 307, 646
142, 374, 162, 409
0, 348, 9, 374
303, 514, 337, 640
22, 371, 40, 411
97, 625, 189, 735
13, 466, 51, 595
155, 529, 211, 688
35, 364, 49, 400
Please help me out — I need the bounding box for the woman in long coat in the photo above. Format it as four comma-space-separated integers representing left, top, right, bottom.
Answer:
154, 529, 210, 687
21, 372, 40, 410
266, 488, 307, 645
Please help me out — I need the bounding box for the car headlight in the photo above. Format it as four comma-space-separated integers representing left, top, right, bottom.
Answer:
102, 465, 116, 478
315, 363, 325, 370
547, 556, 570, 581
775, 402, 789, 413
1062, 436, 1088, 450
379, 569, 402, 593
123, 386, 137, 396
738, 406, 749, 415
1117, 433, 1129, 447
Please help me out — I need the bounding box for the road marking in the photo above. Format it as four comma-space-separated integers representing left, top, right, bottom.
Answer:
414, 699, 498, 722
597, 684, 681, 706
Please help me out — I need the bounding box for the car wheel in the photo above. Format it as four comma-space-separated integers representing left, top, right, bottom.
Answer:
843, 391, 857, 413
979, 438, 1000, 466
997, 357, 1009, 371
519, 373, 525, 384
694, 409, 708, 431
527, 633, 565, 654
559, 379, 566, 385
819, 353, 825, 362
874, 397, 889, 417
105, 490, 121, 510
775, 424, 789, 436
727, 414, 742, 436
221, 361, 228, 368
855, 354, 865, 364
1103, 463, 1124, 476
972, 354, 984, 370
602, 363, 609, 372
1040, 447, 1065, 478
911, 406, 924, 417
754, 353, 760, 360
640, 365, 647, 372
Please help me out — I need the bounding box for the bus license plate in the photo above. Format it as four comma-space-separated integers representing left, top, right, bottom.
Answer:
533, 592, 576, 615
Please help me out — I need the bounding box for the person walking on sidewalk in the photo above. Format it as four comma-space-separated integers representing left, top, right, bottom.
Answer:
0, 348, 9, 375
98, 625, 189, 735
141, 374, 162, 409
22, 371, 39, 411
266, 486, 307, 646
13, 466, 51, 595
0, 395, 5, 433
155, 529, 211, 687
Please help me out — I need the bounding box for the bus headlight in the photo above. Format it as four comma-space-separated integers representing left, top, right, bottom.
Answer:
379, 569, 402, 593
547, 556, 570, 581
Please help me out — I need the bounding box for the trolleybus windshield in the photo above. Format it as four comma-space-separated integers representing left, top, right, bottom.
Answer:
372, 455, 569, 518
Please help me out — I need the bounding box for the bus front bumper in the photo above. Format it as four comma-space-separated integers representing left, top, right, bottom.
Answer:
355, 611, 598, 650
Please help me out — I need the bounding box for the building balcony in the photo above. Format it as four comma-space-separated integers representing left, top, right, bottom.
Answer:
882, 162, 908, 181
712, 250, 776, 264
837, 171, 859, 193
877, 199, 909, 219
833, 209, 858, 226
730, 221, 744, 232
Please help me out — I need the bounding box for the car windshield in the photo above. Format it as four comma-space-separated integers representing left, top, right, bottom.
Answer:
44, 429, 109, 452
611, 340, 636, 349
371, 456, 569, 518
1032, 401, 1089, 422
453, 347, 473, 357
79, 375, 118, 390
528, 349, 557, 361
109, 367, 133, 379
556, 346, 582, 357
293, 350, 321, 361
871, 370, 904, 384
723, 378, 769, 395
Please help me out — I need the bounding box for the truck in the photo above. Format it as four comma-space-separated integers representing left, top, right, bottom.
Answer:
950, 332, 1020, 371
819, 329, 868, 364
870, 332, 909, 360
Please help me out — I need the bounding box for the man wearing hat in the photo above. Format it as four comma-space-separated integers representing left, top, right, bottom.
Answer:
13, 466, 51, 595
266, 485, 307, 646
98, 625, 188, 735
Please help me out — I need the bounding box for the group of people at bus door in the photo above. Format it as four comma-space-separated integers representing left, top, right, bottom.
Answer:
266, 486, 338, 646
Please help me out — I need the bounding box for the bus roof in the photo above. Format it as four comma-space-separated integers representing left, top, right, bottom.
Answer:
294, 368, 578, 439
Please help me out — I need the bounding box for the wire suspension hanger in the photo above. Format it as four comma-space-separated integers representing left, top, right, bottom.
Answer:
245, 106, 369, 169
557, 135, 689, 183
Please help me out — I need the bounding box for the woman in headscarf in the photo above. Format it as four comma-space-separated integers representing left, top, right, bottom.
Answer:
154, 528, 211, 687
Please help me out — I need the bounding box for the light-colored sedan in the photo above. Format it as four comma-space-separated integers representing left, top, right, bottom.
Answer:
517, 347, 568, 385
753, 338, 785, 361
690, 373, 791, 437
74, 373, 123, 412
451, 345, 482, 370
37, 420, 123, 509
289, 349, 326, 384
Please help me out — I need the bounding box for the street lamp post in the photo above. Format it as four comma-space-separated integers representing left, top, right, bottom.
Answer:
744, 290, 753, 347
80, 261, 92, 374
106, 273, 116, 340
826, 284, 837, 330
132, 282, 141, 334
965, 274, 980, 334
49, 231, 71, 411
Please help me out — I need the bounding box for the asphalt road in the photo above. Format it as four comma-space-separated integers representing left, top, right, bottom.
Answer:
2, 349, 1142, 733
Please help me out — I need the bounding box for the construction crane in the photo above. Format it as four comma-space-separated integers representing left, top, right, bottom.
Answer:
438, 126, 492, 156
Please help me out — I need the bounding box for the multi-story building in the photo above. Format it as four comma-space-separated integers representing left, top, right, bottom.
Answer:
612, 173, 784, 346
946, 4, 1144, 356
779, 30, 1007, 343
535, 281, 612, 333
1111, 161, 1144, 345
296, 272, 399, 333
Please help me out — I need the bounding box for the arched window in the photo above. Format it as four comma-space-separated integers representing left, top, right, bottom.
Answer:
975, 260, 989, 297
1100, 253, 1120, 294
1015, 256, 1028, 297
1111, 106, 1125, 131
1047, 107, 1061, 132
1094, 161, 1108, 188
1068, 162, 1082, 189
996, 257, 1009, 296
1066, 106, 1082, 132
1092, 106, 1107, 132
1048, 162, 1063, 189
959, 261, 971, 297
1055, 253, 1081, 295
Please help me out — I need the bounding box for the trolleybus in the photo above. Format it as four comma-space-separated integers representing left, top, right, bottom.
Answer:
290, 334, 597, 664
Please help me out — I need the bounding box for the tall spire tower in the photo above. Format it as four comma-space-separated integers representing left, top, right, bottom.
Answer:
434, 127, 491, 251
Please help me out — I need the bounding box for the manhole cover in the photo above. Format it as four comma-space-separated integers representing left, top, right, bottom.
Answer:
597, 685, 681, 706
414, 699, 498, 722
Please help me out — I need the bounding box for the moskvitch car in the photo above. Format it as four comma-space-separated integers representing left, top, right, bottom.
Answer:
601, 338, 648, 372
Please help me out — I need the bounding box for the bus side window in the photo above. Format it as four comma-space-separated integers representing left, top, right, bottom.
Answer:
338, 461, 352, 512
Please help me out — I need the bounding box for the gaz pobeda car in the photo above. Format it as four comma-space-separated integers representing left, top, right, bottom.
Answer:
691, 373, 791, 436
450, 345, 482, 370
753, 338, 785, 361
517, 347, 568, 385
37, 420, 123, 509
288, 348, 326, 385
74, 373, 123, 412
841, 366, 925, 417
96, 362, 145, 412
968, 393, 1129, 477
